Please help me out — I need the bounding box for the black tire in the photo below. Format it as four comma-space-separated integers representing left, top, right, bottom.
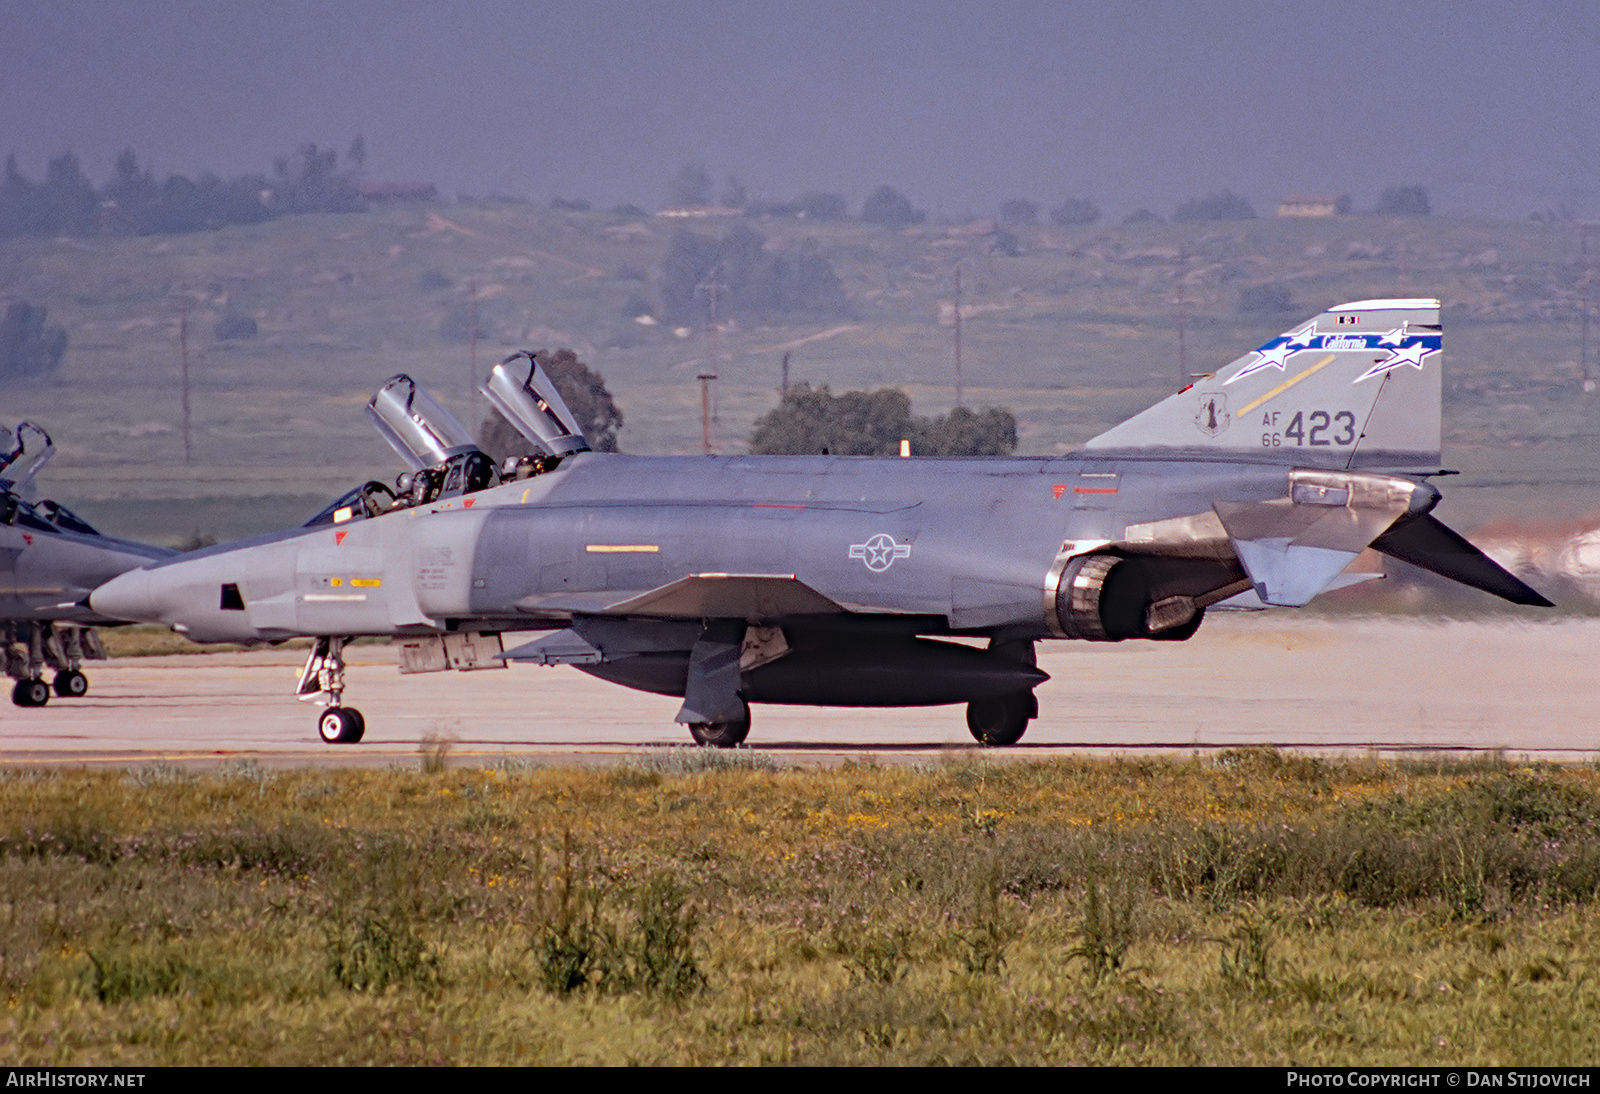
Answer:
966, 692, 1036, 746
11, 678, 49, 708
318, 707, 366, 744
53, 670, 88, 698
688, 701, 750, 747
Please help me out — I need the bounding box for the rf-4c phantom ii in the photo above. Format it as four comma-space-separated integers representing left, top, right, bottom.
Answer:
0, 422, 171, 707
89, 298, 1549, 745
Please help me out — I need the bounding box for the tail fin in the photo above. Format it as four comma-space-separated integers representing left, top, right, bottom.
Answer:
1086, 298, 1442, 471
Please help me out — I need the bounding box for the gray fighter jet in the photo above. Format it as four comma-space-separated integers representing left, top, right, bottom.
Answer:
0, 422, 172, 706
89, 298, 1548, 745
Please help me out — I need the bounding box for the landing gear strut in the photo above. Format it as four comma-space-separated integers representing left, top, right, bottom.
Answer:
299, 636, 365, 743
5, 622, 102, 707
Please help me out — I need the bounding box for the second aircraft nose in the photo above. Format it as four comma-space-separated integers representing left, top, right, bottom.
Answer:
88, 567, 158, 623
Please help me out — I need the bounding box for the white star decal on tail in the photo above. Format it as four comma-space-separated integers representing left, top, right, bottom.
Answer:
1354, 333, 1440, 382
1227, 322, 1315, 384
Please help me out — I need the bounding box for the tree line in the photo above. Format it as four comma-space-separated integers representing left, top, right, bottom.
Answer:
474, 352, 1019, 460
0, 142, 368, 239
749, 384, 1017, 457
664, 162, 1433, 228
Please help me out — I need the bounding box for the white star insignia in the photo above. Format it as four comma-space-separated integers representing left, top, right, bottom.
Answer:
1227, 321, 1314, 384
1355, 334, 1437, 382
849, 533, 912, 573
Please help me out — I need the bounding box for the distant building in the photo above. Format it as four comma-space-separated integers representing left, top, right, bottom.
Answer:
657, 206, 741, 219
1277, 195, 1341, 218
356, 182, 439, 204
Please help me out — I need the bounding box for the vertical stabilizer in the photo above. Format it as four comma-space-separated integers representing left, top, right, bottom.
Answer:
1086, 299, 1442, 470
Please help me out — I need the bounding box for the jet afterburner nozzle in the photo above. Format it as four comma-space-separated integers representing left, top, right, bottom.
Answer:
480, 352, 590, 458
365, 375, 479, 471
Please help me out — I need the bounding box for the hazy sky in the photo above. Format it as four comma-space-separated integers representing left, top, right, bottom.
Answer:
4, 0, 1599, 219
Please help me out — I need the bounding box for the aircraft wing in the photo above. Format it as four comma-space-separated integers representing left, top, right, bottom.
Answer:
600, 573, 845, 620
514, 573, 846, 622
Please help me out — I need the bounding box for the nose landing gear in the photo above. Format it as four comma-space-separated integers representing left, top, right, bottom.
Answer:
299, 636, 365, 743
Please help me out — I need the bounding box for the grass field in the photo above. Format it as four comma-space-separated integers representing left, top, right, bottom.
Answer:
3, 751, 1600, 1064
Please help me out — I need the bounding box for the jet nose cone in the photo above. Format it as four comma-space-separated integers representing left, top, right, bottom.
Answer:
89, 567, 157, 623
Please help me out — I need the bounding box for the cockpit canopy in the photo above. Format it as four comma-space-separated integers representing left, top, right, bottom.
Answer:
0, 421, 100, 535
312, 363, 589, 531
365, 375, 480, 472
0, 421, 55, 497
481, 352, 590, 458
0, 493, 100, 536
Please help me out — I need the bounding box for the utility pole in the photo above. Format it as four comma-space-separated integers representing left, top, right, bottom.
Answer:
1174, 248, 1188, 387
953, 264, 963, 408
467, 278, 479, 416
698, 265, 723, 424
708, 271, 720, 423
780, 351, 790, 396
1582, 224, 1596, 392
697, 372, 715, 454
178, 301, 191, 464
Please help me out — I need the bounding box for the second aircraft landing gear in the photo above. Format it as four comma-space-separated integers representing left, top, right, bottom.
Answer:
53, 669, 88, 697
299, 636, 365, 743
6, 623, 102, 707
11, 677, 49, 707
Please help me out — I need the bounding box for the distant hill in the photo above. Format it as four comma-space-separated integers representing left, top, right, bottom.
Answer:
3, 202, 1599, 552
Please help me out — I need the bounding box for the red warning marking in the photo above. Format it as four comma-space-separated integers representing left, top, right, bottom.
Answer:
1073, 487, 1118, 495
1051, 484, 1066, 499
335, 530, 348, 545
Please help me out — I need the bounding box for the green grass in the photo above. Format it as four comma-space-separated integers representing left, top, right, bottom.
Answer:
3, 752, 1600, 1064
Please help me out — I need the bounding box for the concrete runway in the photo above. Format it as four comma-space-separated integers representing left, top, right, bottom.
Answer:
0, 614, 1595, 767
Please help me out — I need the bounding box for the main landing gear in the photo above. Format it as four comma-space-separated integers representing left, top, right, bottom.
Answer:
687, 699, 751, 748
6, 623, 102, 707
681, 694, 1036, 749
965, 691, 1037, 747
299, 636, 365, 743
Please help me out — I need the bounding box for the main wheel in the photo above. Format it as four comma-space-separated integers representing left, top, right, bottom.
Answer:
966, 692, 1036, 746
688, 701, 750, 748
53, 670, 88, 698
318, 707, 366, 744
11, 678, 49, 708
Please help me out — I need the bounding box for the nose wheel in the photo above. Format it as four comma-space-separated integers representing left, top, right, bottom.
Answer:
318, 706, 366, 744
